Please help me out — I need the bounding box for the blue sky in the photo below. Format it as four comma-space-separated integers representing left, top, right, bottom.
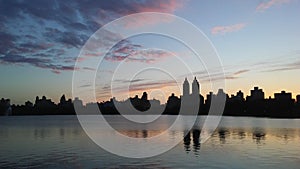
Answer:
0, 0, 299, 104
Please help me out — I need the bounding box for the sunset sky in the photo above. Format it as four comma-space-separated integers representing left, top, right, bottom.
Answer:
0, 0, 300, 104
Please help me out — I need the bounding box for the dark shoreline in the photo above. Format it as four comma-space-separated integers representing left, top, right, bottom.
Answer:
2, 114, 300, 119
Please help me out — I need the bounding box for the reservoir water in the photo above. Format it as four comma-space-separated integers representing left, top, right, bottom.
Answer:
0, 115, 299, 169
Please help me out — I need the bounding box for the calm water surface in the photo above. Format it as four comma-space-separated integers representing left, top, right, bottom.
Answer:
0, 116, 300, 169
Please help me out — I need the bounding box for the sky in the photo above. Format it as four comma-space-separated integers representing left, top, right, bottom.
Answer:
0, 0, 300, 104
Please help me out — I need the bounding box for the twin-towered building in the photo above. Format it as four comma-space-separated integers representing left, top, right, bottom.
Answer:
182, 77, 200, 97
180, 77, 204, 115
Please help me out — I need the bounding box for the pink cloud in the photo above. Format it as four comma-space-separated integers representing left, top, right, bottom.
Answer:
134, 0, 184, 13
121, 13, 174, 29
256, 0, 290, 12
211, 23, 247, 35
105, 55, 127, 62
114, 46, 134, 54
121, 0, 185, 29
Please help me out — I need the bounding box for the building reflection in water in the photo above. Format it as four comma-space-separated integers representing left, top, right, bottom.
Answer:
182, 127, 276, 155
183, 129, 201, 155
218, 128, 229, 144
117, 130, 163, 138
238, 130, 246, 139
252, 128, 266, 144
183, 130, 191, 153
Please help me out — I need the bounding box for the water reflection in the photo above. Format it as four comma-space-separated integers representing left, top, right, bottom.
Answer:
218, 128, 229, 144
118, 130, 163, 138
183, 129, 201, 155
183, 130, 191, 152
1, 116, 300, 168
238, 130, 246, 139
252, 128, 266, 144
59, 128, 65, 138
181, 127, 277, 155
34, 128, 49, 140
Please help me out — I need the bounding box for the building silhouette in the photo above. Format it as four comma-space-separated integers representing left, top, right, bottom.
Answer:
192, 77, 200, 96
183, 77, 200, 96
180, 77, 202, 115
1, 77, 300, 118
0, 98, 11, 116
183, 78, 190, 97
231, 90, 244, 101
246, 87, 265, 101
165, 93, 181, 115
274, 91, 292, 101
296, 95, 300, 104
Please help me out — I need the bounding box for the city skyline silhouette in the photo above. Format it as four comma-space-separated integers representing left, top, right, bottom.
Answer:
1, 77, 300, 118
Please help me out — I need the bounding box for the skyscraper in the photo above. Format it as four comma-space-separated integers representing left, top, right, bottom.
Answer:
183, 77, 190, 97
181, 77, 201, 115
192, 77, 200, 95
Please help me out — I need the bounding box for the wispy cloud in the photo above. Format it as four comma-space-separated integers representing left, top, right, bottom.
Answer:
233, 69, 250, 75
104, 40, 176, 63
104, 80, 177, 94
198, 69, 249, 83
256, 0, 290, 12
261, 60, 300, 72
211, 23, 246, 35
235, 51, 300, 74
129, 81, 177, 92
114, 79, 147, 83
180, 68, 250, 83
